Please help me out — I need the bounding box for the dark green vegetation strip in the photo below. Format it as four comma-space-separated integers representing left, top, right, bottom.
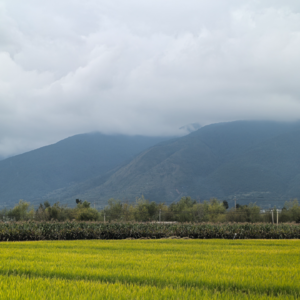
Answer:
0, 222, 300, 241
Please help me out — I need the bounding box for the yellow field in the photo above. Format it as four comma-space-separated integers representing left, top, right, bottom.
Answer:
0, 239, 299, 299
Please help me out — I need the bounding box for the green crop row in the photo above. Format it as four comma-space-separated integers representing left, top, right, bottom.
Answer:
0, 222, 300, 241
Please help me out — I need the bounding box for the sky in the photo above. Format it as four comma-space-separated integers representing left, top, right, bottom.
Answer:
1, 0, 300, 157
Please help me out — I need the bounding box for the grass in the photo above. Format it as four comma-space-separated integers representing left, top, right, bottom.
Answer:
0, 239, 299, 299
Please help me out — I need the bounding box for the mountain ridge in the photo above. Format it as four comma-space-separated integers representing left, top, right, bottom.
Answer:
2, 120, 300, 208
47, 120, 300, 207
0, 133, 172, 207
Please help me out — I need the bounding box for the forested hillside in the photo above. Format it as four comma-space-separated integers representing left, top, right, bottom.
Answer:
0, 133, 171, 206
2, 120, 300, 208
53, 121, 300, 207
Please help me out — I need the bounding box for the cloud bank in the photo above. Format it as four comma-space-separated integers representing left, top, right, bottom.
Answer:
1, 0, 300, 156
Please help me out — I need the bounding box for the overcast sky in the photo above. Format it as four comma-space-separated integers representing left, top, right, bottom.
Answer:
1, 0, 300, 157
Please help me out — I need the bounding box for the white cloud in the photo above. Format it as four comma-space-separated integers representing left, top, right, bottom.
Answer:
1, 0, 300, 156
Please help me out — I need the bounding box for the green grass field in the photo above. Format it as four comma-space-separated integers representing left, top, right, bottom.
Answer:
0, 239, 299, 299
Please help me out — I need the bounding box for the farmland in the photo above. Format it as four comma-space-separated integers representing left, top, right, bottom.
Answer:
0, 240, 299, 299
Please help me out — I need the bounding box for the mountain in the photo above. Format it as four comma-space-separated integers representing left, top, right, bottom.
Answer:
2, 120, 300, 209
52, 121, 300, 208
0, 133, 172, 207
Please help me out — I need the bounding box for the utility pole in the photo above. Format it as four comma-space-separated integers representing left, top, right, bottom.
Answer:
234, 197, 236, 211
159, 209, 161, 222
271, 210, 274, 225
277, 209, 279, 226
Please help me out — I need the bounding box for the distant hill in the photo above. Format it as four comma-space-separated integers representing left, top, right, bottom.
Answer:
0, 133, 171, 207
51, 121, 300, 208
2, 121, 300, 209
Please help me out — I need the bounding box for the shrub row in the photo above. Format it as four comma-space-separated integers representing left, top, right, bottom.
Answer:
0, 222, 300, 241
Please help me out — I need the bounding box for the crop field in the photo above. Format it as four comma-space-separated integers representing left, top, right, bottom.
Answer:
1, 222, 300, 240
0, 240, 299, 299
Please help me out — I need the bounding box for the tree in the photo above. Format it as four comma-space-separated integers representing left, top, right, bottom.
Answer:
226, 203, 261, 223
7, 200, 33, 221
280, 199, 300, 223
76, 208, 98, 221
169, 196, 196, 222
223, 201, 229, 209
134, 196, 155, 222
208, 198, 226, 222
104, 198, 123, 221
44, 201, 51, 208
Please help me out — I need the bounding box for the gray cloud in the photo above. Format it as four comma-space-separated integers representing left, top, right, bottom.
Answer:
1, 0, 300, 156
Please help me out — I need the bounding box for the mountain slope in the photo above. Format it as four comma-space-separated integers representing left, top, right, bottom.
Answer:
207, 129, 300, 199
0, 133, 171, 206
57, 121, 300, 206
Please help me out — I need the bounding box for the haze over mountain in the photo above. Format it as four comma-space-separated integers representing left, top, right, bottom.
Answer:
0, 133, 171, 207
41, 120, 300, 208
179, 123, 202, 133
1, 1, 300, 160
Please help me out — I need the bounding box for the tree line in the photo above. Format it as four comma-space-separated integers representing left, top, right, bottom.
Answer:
0, 196, 300, 223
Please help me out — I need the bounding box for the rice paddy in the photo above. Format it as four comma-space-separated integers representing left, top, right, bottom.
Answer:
0, 239, 299, 299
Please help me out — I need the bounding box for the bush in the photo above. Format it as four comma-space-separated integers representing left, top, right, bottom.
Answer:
76, 208, 99, 221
